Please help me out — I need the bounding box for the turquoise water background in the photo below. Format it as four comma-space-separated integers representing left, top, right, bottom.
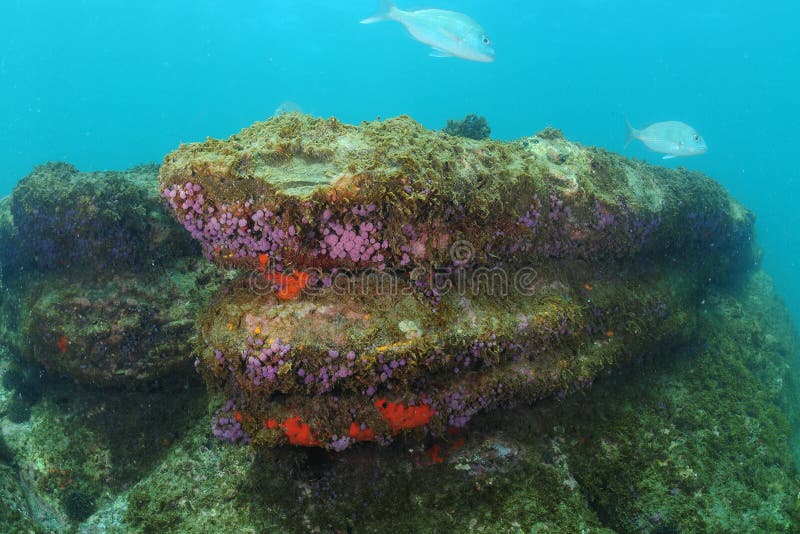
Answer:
1, 0, 797, 322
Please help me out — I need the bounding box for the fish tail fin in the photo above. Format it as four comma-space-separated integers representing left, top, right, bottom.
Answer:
623, 115, 637, 148
360, 0, 397, 24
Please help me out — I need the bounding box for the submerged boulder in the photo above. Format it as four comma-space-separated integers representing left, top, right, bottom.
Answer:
110, 270, 800, 534
2, 162, 196, 275
0, 116, 796, 533
17, 268, 215, 386
0, 163, 222, 387
160, 115, 754, 277
159, 114, 758, 450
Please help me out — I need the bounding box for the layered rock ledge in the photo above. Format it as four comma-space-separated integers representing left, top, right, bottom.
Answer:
159, 114, 758, 450
0, 163, 221, 386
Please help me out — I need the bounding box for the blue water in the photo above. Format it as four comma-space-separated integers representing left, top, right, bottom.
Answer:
1, 0, 798, 322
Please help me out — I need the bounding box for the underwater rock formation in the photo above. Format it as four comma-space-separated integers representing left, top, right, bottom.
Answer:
0, 163, 223, 387
159, 114, 758, 450
0, 463, 39, 531
1, 162, 196, 275
161, 115, 756, 273
89, 271, 800, 533
2, 266, 795, 533
0, 116, 796, 533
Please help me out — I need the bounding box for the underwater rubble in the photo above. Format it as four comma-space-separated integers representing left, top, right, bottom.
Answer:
0, 114, 798, 532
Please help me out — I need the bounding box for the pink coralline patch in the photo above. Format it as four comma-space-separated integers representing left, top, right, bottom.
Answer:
434, 233, 451, 251
244, 314, 270, 333
409, 232, 428, 259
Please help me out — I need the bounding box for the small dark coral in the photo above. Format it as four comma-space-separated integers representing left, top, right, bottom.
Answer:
442, 114, 491, 140
64, 490, 95, 522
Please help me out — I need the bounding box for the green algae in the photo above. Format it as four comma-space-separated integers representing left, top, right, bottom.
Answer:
0, 116, 796, 531
96, 270, 799, 533
0, 430, 13, 465
5, 397, 31, 424
443, 113, 492, 140
63, 490, 95, 522
160, 114, 760, 451
0, 463, 40, 533
1, 369, 207, 531
0, 164, 226, 387
539, 271, 800, 532
159, 114, 755, 272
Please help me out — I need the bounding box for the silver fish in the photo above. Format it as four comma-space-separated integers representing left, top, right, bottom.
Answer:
361, 1, 495, 63
625, 118, 707, 159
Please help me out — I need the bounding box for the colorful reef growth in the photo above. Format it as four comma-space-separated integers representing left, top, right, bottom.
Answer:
159, 114, 759, 452
0, 164, 223, 530
0, 115, 797, 533
0, 163, 223, 386
2, 266, 793, 533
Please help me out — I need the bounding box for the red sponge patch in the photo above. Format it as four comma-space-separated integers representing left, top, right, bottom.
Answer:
375, 399, 435, 432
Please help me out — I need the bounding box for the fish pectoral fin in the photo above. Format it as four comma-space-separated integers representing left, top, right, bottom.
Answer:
429, 48, 454, 58
662, 155, 677, 160
441, 29, 462, 43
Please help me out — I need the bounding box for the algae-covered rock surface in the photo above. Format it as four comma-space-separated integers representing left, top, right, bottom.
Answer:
0, 163, 224, 387
1, 269, 791, 533
159, 114, 755, 277
0, 116, 798, 532
159, 115, 758, 451
3, 162, 196, 274
11, 265, 216, 387
1, 357, 205, 532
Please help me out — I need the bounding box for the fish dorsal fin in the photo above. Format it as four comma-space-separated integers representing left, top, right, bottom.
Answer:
429, 48, 454, 58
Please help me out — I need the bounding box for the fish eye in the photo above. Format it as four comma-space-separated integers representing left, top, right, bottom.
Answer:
693, 134, 700, 141
482, 36, 491, 45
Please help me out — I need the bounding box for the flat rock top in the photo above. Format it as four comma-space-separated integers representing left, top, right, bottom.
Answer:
159, 114, 753, 274
160, 114, 720, 213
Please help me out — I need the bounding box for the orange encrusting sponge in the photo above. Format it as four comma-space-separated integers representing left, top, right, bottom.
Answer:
259, 399, 435, 448
281, 416, 321, 446
265, 271, 310, 301
375, 399, 436, 432
349, 421, 376, 442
